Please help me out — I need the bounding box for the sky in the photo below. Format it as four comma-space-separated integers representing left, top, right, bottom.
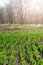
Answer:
0, 0, 43, 12
0, 0, 10, 8
29, 0, 43, 13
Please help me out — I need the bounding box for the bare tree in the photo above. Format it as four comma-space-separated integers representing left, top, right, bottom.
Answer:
0, 8, 4, 24
17, 0, 23, 24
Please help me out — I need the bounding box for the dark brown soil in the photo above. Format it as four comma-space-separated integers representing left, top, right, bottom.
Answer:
14, 51, 20, 65
39, 51, 43, 58
14, 45, 20, 65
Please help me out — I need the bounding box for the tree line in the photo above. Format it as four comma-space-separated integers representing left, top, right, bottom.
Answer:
0, 0, 43, 24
